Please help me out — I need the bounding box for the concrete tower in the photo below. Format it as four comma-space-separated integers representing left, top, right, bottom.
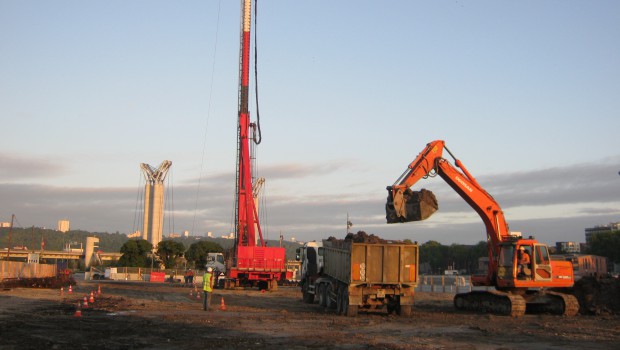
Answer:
140, 160, 172, 249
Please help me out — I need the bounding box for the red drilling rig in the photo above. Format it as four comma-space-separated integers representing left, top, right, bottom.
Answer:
224, 0, 287, 290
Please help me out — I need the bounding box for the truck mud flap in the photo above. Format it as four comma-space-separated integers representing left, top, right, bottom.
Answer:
386, 188, 438, 223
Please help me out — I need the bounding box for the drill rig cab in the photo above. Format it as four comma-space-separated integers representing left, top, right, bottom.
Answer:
386, 140, 578, 316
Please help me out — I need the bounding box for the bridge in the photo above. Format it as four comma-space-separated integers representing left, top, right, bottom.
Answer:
0, 250, 122, 263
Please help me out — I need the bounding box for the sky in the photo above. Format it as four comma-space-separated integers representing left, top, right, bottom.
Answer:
1, 1, 619, 246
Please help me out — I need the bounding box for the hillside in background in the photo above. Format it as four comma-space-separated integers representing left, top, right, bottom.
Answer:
0, 227, 302, 260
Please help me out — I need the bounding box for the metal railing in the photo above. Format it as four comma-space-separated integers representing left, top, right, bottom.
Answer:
415, 275, 482, 294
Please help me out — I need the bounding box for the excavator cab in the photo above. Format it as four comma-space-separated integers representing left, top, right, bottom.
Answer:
497, 243, 535, 280
385, 187, 439, 223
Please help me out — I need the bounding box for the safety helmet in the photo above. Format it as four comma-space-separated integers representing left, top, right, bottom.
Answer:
519, 246, 525, 250
207, 267, 213, 272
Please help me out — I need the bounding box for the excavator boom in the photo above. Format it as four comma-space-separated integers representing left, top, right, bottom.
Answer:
386, 140, 511, 251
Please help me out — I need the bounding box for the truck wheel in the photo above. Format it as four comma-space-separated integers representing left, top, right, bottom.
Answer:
318, 284, 327, 307
397, 305, 412, 316
336, 289, 344, 315
346, 304, 358, 317
258, 281, 268, 291
301, 281, 314, 304
337, 289, 357, 317
326, 284, 337, 309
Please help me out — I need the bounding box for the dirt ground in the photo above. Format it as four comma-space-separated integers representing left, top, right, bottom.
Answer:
1, 278, 619, 350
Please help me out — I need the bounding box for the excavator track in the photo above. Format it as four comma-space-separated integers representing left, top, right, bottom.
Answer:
553, 292, 580, 316
526, 291, 579, 316
454, 290, 526, 317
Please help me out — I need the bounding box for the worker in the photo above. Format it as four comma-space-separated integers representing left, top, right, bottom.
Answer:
188, 269, 194, 284
203, 267, 215, 311
184, 269, 190, 285
517, 246, 531, 278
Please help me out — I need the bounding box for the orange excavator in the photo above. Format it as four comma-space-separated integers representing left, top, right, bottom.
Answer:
386, 140, 579, 316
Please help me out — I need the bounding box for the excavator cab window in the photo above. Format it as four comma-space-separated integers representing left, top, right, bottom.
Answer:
497, 245, 515, 280
534, 245, 550, 265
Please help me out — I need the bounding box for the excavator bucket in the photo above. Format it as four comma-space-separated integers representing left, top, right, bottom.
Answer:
386, 187, 438, 223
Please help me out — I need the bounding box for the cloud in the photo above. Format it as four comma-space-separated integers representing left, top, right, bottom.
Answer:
478, 156, 620, 207
1, 157, 618, 246
0, 153, 66, 181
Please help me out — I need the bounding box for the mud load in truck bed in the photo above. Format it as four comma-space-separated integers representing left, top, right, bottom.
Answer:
386, 188, 438, 223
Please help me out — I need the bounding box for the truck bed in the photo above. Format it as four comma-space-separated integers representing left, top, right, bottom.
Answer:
321, 240, 418, 287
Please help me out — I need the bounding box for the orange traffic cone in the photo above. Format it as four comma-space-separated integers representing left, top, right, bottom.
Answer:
189, 289, 193, 297
68, 285, 73, 293
83, 296, 89, 308
60, 287, 64, 295
97, 285, 101, 295
89, 291, 95, 303
219, 297, 227, 311
196, 292, 201, 299
74, 303, 82, 317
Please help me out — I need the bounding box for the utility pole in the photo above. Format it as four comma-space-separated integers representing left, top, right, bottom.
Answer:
347, 213, 353, 234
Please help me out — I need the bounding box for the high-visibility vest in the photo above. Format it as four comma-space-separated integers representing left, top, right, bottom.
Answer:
203, 272, 214, 292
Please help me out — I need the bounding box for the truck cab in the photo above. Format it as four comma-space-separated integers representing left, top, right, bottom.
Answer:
206, 252, 226, 275
295, 241, 323, 280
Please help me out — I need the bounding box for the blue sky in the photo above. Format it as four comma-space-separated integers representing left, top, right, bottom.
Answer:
1, 1, 619, 245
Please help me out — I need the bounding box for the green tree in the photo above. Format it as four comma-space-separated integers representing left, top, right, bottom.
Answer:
420, 240, 447, 274
419, 240, 488, 274
156, 240, 186, 268
118, 239, 153, 267
588, 230, 620, 263
185, 241, 224, 269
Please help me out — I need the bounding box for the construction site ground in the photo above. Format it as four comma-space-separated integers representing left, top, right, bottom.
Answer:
1, 278, 619, 350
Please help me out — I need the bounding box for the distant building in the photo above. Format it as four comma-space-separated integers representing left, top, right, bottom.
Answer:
585, 222, 620, 245
556, 241, 581, 254
168, 233, 181, 238
207, 232, 213, 238
221, 232, 235, 239
0, 222, 11, 228
553, 254, 608, 279
183, 230, 189, 238
57, 219, 70, 233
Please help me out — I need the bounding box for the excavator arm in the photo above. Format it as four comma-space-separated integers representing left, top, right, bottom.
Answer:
386, 140, 512, 281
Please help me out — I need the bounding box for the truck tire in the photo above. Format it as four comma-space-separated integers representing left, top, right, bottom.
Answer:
326, 284, 337, 309
346, 304, 358, 317
318, 284, 327, 307
397, 305, 412, 316
336, 289, 344, 315
301, 280, 314, 304
337, 287, 357, 316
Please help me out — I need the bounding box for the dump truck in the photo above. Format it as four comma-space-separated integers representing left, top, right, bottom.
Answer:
296, 239, 419, 316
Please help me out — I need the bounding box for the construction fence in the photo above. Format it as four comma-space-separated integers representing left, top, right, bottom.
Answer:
87, 268, 489, 295
86, 267, 208, 284
415, 275, 493, 294
1, 261, 57, 280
